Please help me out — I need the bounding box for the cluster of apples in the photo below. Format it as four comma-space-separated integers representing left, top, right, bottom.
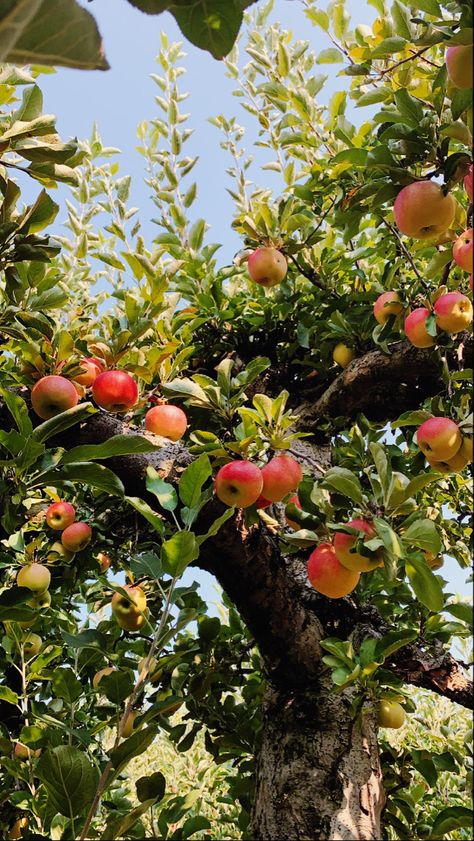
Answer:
214, 453, 303, 508
416, 416, 472, 474
307, 518, 383, 600
374, 288, 473, 347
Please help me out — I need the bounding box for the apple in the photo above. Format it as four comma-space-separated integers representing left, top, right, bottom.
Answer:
14, 743, 41, 761
393, 181, 456, 239
61, 522, 92, 552
465, 164, 473, 202
285, 494, 302, 529
452, 228, 473, 273
112, 585, 148, 632
215, 460, 263, 507
255, 495, 272, 509
17, 563, 50, 593
434, 291, 473, 333
404, 308, 436, 348
461, 435, 473, 462
334, 519, 383, 572
373, 291, 404, 324
424, 551, 444, 571
31, 375, 79, 420
45, 501, 76, 531
145, 404, 187, 441
307, 543, 360, 599
445, 44, 473, 89
417, 416, 462, 461
27, 591, 51, 610
121, 709, 138, 738
92, 666, 117, 690
21, 632, 42, 657
74, 358, 103, 386
333, 343, 355, 368
47, 541, 75, 564
247, 247, 288, 287
92, 370, 138, 412
377, 699, 406, 729
261, 455, 303, 502
426, 436, 472, 473
96, 552, 111, 572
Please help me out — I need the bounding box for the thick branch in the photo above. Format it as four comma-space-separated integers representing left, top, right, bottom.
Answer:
390, 643, 473, 709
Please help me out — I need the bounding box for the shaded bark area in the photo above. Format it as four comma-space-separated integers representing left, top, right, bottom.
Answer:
253, 678, 385, 841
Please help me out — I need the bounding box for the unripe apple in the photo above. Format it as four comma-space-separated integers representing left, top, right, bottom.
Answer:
145, 404, 187, 441
92, 370, 138, 412
261, 455, 303, 502
121, 709, 138, 738
446, 44, 473, 89
8, 816, 29, 840
307, 543, 360, 599
434, 291, 473, 333
373, 291, 404, 324
14, 742, 41, 761
45, 501, 76, 531
333, 343, 355, 368
334, 519, 383, 572
47, 541, 75, 564
27, 590, 51, 610
21, 632, 42, 657
112, 585, 148, 632
417, 417, 462, 461
61, 522, 92, 552
285, 494, 302, 529
393, 182, 456, 239
404, 308, 436, 348
247, 247, 288, 287
255, 495, 272, 509
452, 228, 473, 273
424, 551, 444, 571
96, 552, 111, 572
465, 164, 473, 201
377, 699, 406, 729
215, 461, 263, 507
31, 375, 79, 420
92, 666, 117, 690
17, 563, 50, 593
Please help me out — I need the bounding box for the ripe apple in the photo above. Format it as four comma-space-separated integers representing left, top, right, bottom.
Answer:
145, 404, 187, 441
112, 585, 148, 632
377, 699, 406, 729
307, 543, 360, 599
261, 455, 303, 502
285, 494, 302, 529
74, 357, 103, 386
393, 181, 456, 239
31, 375, 79, 420
424, 551, 444, 571
417, 416, 462, 461
465, 164, 473, 201
426, 436, 472, 473
45, 501, 76, 531
333, 343, 355, 368
96, 552, 111, 572
92, 666, 117, 690
61, 522, 92, 552
92, 370, 138, 412
47, 541, 75, 564
452, 228, 473, 273
373, 291, 404, 324
14, 743, 41, 761
445, 44, 473, 89
334, 519, 383, 572
215, 460, 263, 507
247, 247, 288, 287
21, 632, 42, 657
434, 291, 473, 333
17, 563, 50, 593
404, 308, 436, 348
121, 709, 138, 738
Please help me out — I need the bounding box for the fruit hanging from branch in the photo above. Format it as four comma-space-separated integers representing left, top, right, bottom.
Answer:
215, 461, 263, 507
307, 543, 360, 599
31, 375, 79, 419
145, 404, 187, 440
247, 247, 288, 287
92, 370, 138, 412
393, 181, 456, 239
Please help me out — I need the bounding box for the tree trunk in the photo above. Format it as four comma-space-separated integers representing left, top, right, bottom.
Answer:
252, 675, 385, 841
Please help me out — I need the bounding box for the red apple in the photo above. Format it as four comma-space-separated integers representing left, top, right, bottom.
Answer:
333, 519, 383, 572
112, 585, 148, 632
261, 455, 303, 502
307, 543, 360, 599
74, 358, 103, 386
373, 291, 404, 325
31, 375, 79, 420
17, 564, 50, 592
14, 742, 41, 761
145, 404, 187, 441
215, 461, 263, 508
404, 308, 436, 348
247, 247, 288, 287
446, 44, 473, 89
96, 552, 111, 572
92, 370, 138, 412
61, 522, 92, 552
434, 291, 473, 333
45, 501, 76, 531
464, 164, 473, 201
285, 494, 302, 529
453, 228, 473, 273
393, 182, 456, 239
417, 416, 462, 461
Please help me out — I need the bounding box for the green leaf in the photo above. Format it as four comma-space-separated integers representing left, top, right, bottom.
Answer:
374, 518, 404, 557
374, 629, 418, 661
451, 89, 473, 121
136, 771, 166, 803
316, 47, 344, 63
197, 506, 234, 545
36, 746, 99, 818
331, 148, 369, 165
110, 726, 158, 775
0, 388, 32, 436
0, 685, 19, 705
282, 529, 320, 547
35, 462, 124, 496
145, 466, 178, 511
430, 807, 474, 839
0, 0, 109, 70
178, 454, 212, 508
100, 670, 135, 705
394, 89, 424, 126
405, 558, 444, 612
162, 531, 199, 577
402, 519, 441, 554
101, 799, 158, 841
130, 551, 162, 580
392, 410, 432, 428
371, 36, 407, 58
125, 497, 164, 535
61, 629, 107, 650
445, 603, 473, 629
52, 669, 82, 704
181, 816, 212, 838
60, 434, 162, 464
321, 467, 364, 504
370, 442, 392, 501
31, 403, 96, 443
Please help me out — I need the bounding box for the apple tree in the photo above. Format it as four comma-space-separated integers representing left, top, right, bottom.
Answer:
0, 1, 473, 839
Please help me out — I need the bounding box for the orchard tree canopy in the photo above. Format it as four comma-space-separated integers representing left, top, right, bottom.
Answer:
0, 1, 473, 840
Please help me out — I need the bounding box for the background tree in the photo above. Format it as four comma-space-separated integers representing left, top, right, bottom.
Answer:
0, 1, 473, 840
